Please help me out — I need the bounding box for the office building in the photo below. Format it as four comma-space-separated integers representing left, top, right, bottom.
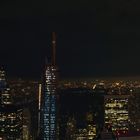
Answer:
59, 87, 97, 140
40, 32, 58, 139
0, 68, 23, 140
104, 95, 129, 134
0, 106, 23, 140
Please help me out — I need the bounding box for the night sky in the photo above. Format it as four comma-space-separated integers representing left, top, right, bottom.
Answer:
0, 0, 140, 79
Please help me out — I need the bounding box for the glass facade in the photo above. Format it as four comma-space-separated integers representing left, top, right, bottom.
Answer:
41, 65, 57, 140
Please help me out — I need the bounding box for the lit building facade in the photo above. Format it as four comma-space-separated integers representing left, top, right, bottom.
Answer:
65, 116, 96, 140
0, 87, 13, 105
0, 68, 23, 139
40, 32, 58, 139
0, 68, 6, 89
104, 95, 130, 133
0, 106, 23, 140
0, 68, 9, 106
73, 126, 96, 140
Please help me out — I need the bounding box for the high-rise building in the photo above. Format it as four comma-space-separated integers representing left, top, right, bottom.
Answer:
10, 79, 39, 139
0, 68, 6, 90
104, 95, 129, 134
40, 32, 58, 139
0, 68, 14, 106
0, 68, 23, 140
0, 106, 23, 140
58, 87, 98, 140
0, 68, 11, 106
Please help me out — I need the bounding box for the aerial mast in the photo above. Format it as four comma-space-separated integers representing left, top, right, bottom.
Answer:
52, 32, 56, 66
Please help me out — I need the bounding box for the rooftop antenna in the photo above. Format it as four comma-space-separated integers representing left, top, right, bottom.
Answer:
52, 32, 56, 66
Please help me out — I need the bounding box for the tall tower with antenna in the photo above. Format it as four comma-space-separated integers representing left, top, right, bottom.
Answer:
40, 32, 58, 140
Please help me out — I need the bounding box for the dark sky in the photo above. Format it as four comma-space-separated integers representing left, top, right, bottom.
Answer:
0, 0, 140, 79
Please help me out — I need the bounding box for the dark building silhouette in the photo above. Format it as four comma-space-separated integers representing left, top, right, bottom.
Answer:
58, 87, 106, 139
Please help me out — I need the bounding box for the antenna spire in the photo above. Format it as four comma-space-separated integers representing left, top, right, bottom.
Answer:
52, 32, 56, 65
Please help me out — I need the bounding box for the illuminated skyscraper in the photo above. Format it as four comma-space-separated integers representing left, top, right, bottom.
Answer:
0, 67, 6, 90
0, 68, 12, 105
104, 95, 129, 134
40, 32, 58, 139
0, 68, 23, 140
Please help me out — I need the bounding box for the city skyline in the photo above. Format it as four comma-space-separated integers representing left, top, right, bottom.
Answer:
1, 1, 140, 79
1, 1, 140, 139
